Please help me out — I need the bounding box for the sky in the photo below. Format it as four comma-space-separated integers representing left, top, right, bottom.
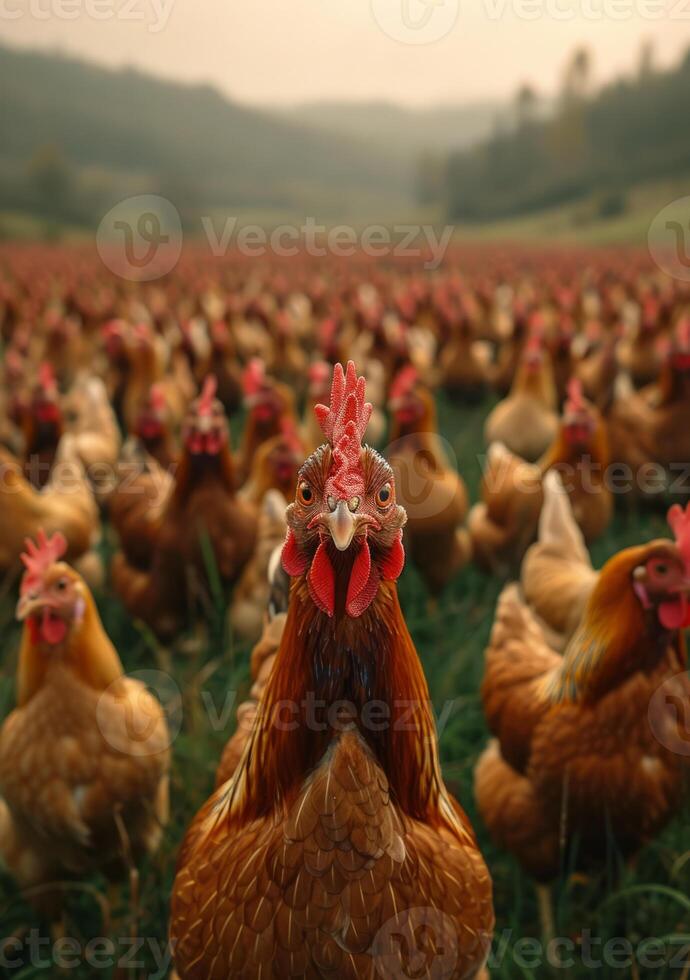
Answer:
1, 0, 689, 107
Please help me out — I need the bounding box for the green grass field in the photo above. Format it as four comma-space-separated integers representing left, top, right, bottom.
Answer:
0, 393, 688, 979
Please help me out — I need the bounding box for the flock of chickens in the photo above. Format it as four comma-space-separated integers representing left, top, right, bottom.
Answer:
0, 241, 689, 977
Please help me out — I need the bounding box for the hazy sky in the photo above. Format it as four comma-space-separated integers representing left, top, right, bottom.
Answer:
1, 0, 689, 106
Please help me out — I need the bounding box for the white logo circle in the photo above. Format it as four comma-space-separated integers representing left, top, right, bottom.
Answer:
97, 194, 182, 282
648, 196, 690, 283
648, 671, 690, 757
370, 906, 459, 979
371, 0, 459, 44
96, 669, 182, 757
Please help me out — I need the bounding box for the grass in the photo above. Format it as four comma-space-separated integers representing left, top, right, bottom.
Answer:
0, 393, 688, 978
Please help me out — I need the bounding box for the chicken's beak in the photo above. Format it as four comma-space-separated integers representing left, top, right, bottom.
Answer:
16, 593, 49, 622
326, 500, 357, 551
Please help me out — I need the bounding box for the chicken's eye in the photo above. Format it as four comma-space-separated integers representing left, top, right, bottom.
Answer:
298, 482, 314, 506
376, 483, 393, 508
56, 578, 68, 591
654, 562, 669, 577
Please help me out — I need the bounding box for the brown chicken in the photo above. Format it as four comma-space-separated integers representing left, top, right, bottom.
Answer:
387, 366, 472, 593
229, 488, 288, 642
539, 378, 612, 543
520, 470, 598, 648
0, 439, 99, 584
131, 382, 178, 470
221, 554, 290, 785
470, 378, 611, 573
112, 377, 257, 640
468, 442, 543, 575
238, 428, 302, 508
171, 362, 494, 979
21, 363, 63, 489
475, 502, 690, 933
235, 358, 298, 487
301, 360, 332, 454
484, 330, 558, 462
608, 316, 690, 498
0, 531, 170, 908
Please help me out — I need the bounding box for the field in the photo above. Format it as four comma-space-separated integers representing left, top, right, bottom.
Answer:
0, 385, 687, 980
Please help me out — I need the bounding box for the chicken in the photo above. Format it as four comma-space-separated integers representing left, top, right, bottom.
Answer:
302, 360, 332, 454
235, 358, 298, 487
439, 311, 489, 402
470, 378, 611, 573
110, 321, 192, 434
229, 488, 288, 642
538, 378, 612, 543
130, 381, 178, 471
208, 319, 243, 415
0, 437, 100, 584
520, 470, 598, 648
170, 362, 494, 979
484, 330, 558, 462
608, 317, 690, 497
237, 429, 302, 508
475, 503, 690, 922
61, 375, 122, 498
575, 320, 621, 414
112, 376, 257, 640
387, 366, 472, 593
468, 443, 543, 575
0, 531, 170, 908
220, 553, 290, 785
21, 363, 63, 489
108, 440, 174, 571
617, 298, 664, 389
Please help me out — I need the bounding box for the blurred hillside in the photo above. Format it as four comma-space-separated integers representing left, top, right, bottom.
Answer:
281, 100, 507, 156
444, 45, 690, 226
0, 43, 418, 230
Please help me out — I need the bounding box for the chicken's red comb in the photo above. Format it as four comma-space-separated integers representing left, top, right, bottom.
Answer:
308, 361, 331, 385
20, 529, 67, 595
565, 377, 584, 414
668, 503, 690, 572
149, 383, 166, 412
197, 375, 217, 416
315, 361, 372, 447
281, 417, 302, 454
102, 319, 124, 339
390, 365, 418, 402
242, 358, 266, 397
38, 363, 57, 393
675, 317, 690, 351
316, 362, 372, 498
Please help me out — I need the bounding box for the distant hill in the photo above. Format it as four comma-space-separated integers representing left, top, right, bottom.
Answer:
445, 48, 690, 224
0, 44, 419, 228
281, 100, 505, 156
